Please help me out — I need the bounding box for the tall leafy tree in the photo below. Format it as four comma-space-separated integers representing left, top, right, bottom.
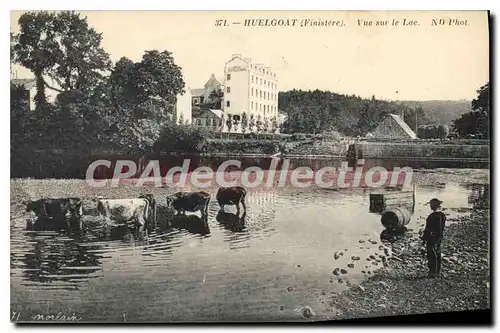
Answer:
453, 82, 490, 138
241, 112, 248, 133
13, 11, 112, 103
13, 11, 58, 110
48, 11, 111, 92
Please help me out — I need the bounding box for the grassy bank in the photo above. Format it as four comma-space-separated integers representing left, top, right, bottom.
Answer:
327, 207, 490, 320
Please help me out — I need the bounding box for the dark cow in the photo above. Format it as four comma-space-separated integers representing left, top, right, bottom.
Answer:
97, 194, 157, 234
216, 186, 247, 214
166, 191, 210, 216
25, 198, 83, 228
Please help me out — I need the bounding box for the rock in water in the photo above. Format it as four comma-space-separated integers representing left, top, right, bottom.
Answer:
359, 240, 365, 243
334, 252, 340, 260
351, 256, 361, 260
332, 268, 340, 276
347, 263, 355, 268
301, 306, 315, 319
340, 269, 348, 274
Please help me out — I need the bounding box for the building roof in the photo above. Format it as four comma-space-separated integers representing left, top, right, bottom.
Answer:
204, 73, 221, 88
190, 88, 205, 97
388, 114, 418, 139
11, 78, 36, 89
209, 109, 224, 119
194, 108, 224, 119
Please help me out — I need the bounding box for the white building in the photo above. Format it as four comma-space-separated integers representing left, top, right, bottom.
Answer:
175, 89, 192, 124
223, 54, 279, 131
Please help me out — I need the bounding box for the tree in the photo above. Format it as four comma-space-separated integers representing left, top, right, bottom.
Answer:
453, 82, 490, 138
256, 115, 263, 134
249, 114, 256, 133
208, 88, 223, 109
263, 117, 270, 133
49, 11, 111, 92
472, 83, 490, 114
108, 50, 185, 112
241, 112, 248, 133
270, 116, 278, 134
453, 112, 481, 138
226, 115, 233, 133
13, 11, 112, 108
13, 11, 58, 110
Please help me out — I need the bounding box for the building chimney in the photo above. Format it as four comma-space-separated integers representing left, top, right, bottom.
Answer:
210, 73, 215, 78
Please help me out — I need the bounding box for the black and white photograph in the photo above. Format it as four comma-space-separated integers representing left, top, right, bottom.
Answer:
9, 9, 491, 323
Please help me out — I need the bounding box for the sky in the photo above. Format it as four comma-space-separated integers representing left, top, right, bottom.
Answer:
10, 10, 490, 101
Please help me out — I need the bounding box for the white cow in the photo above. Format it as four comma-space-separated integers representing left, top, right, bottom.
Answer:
97, 194, 157, 234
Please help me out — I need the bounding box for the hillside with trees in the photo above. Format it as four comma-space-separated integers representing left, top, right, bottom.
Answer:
278, 90, 436, 137
399, 100, 472, 125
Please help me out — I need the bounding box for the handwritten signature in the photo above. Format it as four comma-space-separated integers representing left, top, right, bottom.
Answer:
11, 311, 83, 322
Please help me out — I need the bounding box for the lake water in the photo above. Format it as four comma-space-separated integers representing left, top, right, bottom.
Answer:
10, 170, 489, 322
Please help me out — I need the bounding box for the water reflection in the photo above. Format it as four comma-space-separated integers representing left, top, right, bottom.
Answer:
11, 174, 489, 321
171, 215, 210, 236
26, 216, 82, 232
19, 230, 102, 286
467, 184, 490, 209
216, 211, 246, 232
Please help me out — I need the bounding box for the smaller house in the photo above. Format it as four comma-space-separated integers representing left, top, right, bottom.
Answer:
193, 109, 225, 131
372, 114, 418, 140
191, 88, 205, 105
190, 74, 222, 106
11, 78, 36, 111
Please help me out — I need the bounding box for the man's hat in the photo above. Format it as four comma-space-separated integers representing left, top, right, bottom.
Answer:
427, 198, 443, 206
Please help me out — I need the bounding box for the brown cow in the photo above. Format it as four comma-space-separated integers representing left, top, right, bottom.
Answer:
216, 186, 247, 215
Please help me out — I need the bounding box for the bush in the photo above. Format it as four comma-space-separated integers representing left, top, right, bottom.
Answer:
153, 124, 214, 153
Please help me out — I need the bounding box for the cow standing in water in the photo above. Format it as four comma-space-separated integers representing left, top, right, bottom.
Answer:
25, 198, 83, 229
216, 186, 247, 215
97, 194, 157, 236
166, 192, 211, 216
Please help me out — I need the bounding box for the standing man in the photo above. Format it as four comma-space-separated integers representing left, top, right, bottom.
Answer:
421, 198, 446, 277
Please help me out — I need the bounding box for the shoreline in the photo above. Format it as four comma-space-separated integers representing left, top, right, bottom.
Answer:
326, 207, 490, 320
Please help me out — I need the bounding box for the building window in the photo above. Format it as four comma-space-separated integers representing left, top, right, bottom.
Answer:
251, 76, 254, 83
251, 88, 254, 96
260, 91, 262, 99
260, 78, 262, 85
226, 101, 230, 107
264, 80, 266, 86
226, 74, 231, 80
251, 101, 253, 110
226, 86, 230, 93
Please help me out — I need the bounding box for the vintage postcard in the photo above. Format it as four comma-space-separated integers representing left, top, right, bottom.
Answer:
10, 10, 490, 323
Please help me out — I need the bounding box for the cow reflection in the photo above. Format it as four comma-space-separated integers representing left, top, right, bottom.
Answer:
26, 217, 82, 232
216, 211, 247, 232
171, 215, 210, 236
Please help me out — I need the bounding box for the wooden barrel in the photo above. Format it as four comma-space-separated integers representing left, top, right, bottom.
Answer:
381, 207, 412, 230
